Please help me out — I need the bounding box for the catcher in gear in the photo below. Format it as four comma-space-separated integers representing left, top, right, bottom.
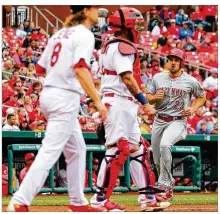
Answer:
90, 7, 169, 212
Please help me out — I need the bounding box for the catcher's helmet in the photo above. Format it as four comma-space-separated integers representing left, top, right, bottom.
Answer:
167, 48, 186, 67
108, 7, 145, 43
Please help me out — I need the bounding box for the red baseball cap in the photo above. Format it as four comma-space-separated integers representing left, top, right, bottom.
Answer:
24, 153, 35, 162
93, 158, 99, 165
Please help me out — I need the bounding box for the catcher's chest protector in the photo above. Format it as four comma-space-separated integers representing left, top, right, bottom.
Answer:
102, 38, 143, 87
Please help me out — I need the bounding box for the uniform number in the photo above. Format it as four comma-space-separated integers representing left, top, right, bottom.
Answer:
50, 42, 62, 67
173, 100, 184, 111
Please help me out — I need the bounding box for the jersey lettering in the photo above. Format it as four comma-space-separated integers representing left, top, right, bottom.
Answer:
50, 42, 62, 67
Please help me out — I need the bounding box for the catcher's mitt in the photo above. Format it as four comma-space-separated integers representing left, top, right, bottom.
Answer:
96, 122, 106, 144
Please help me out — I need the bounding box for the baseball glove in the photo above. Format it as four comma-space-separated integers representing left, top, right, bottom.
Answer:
96, 122, 106, 144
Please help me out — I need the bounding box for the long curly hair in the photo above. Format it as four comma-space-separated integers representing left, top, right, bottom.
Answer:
63, 11, 86, 28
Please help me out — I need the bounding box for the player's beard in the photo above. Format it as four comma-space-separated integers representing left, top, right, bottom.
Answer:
169, 64, 180, 74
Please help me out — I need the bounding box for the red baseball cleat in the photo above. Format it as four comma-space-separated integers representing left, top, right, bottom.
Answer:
69, 205, 104, 212
7, 203, 28, 212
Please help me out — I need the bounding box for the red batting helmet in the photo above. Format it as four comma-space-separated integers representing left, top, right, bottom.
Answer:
108, 7, 145, 44
167, 48, 186, 67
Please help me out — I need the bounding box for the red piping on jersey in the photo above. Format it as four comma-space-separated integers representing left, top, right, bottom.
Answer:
103, 69, 117, 75
36, 63, 46, 76
73, 58, 89, 69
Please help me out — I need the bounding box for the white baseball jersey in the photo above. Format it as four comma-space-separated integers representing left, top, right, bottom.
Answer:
37, 24, 95, 94
100, 42, 135, 98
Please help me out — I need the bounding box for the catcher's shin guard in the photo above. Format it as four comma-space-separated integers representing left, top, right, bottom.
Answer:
105, 139, 129, 199
129, 140, 156, 193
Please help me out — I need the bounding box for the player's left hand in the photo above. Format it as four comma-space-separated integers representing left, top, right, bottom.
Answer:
182, 107, 194, 117
95, 102, 108, 121
143, 103, 156, 116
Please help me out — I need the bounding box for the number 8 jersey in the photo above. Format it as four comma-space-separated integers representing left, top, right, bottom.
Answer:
37, 24, 95, 94
147, 72, 205, 117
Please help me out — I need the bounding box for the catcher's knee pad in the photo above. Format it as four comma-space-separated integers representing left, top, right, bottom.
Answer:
114, 139, 130, 165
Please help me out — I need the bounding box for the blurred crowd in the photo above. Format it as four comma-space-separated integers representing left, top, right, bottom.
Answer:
2, 5, 218, 135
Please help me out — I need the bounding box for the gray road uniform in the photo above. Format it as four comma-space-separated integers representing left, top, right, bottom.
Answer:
147, 72, 205, 187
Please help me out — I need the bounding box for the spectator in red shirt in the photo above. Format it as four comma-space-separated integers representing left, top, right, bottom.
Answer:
187, 124, 196, 134
17, 107, 29, 124
210, 31, 218, 43
188, 107, 204, 130
19, 153, 35, 183
206, 54, 218, 69
8, 69, 21, 89
161, 38, 173, 54
191, 6, 205, 22
200, 6, 217, 32
30, 93, 40, 108
2, 80, 14, 103
26, 81, 42, 96
193, 24, 205, 42
13, 81, 23, 94
85, 158, 99, 187
167, 19, 180, 39
37, 28, 47, 41
31, 28, 40, 40
2, 92, 20, 116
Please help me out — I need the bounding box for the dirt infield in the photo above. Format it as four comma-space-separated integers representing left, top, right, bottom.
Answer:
2, 204, 218, 212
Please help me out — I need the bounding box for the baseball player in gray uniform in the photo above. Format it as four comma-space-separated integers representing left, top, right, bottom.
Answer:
146, 48, 206, 202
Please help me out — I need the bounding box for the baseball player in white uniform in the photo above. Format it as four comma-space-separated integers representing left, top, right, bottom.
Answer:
146, 48, 206, 202
90, 8, 170, 212
7, 5, 107, 212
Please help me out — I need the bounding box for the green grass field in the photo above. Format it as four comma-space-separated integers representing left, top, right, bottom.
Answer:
2, 193, 218, 207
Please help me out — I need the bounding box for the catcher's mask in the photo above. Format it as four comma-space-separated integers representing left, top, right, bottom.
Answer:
109, 7, 145, 43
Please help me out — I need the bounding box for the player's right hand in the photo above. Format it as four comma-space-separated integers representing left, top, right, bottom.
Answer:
143, 103, 156, 116
95, 102, 108, 121
154, 90, 164, 100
